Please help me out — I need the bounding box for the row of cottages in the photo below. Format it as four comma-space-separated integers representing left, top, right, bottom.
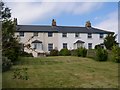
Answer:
15, 19, 113, 57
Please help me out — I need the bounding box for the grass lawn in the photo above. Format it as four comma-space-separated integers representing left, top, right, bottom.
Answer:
2, 56, 118, 88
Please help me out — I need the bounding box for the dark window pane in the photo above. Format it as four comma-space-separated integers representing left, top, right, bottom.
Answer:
88, 43, 92, 49
75, 33, 79, 37
48, 32, 53, 37
88, 33, 92, 38
34, 43, 37, 49
48, 43, 53, 51
63, 43, 67, 48
100, 33, 104, 38
19, 32, 24, 37
34, 32, 38, 36
62, 33, 67, 37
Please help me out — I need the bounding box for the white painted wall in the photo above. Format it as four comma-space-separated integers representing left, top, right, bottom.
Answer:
15, 32, 106, 57
15, 32, 58, 57
58, 33, 106, 50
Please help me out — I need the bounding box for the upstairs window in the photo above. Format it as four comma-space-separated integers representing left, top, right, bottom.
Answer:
63, 43, 67, 49
75, 33, 80, 37
34, 32, 38, 36
48, 32, 53, 37
99, 33, 104, 39
19, 32, 24, 37
88, 33, 92, 38
62, 33, 67, 37
48, 43, 53, 51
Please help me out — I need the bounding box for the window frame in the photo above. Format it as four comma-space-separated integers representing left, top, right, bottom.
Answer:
34, 43, 37, 49
62, 33, 67, 37
88, 33, 92, 38
99, 33, 104, 39
63, 43, 67, 49
19, 32, 24, 37
88, 43, 92, 49
48, 43, 53, 51
34, 32, 38, 36
75, 33, 80, 38
48, 32, 53, 37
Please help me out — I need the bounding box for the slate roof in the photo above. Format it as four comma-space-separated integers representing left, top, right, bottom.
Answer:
16, 25, 113, 34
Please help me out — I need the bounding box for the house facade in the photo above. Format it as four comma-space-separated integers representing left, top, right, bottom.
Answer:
15, 19, 113, 57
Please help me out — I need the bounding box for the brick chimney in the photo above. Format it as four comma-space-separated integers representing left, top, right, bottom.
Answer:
14, 18, 17, 25
85, 21, 91, 27
52, 19, 56, 26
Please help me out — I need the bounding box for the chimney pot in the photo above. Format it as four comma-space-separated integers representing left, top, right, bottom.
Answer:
85, 21, 91, 27
52, 19, 56, 26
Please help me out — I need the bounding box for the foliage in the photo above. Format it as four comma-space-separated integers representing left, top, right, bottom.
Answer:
1, 2, 11, 19
104, 33, 117, 50
96, 48, 108, 61
2, 56, 12, 72
20, 51, 33, 57
50, 49, 59, 56
2, 19, 20, 62
77, 47, 87, 57
111, 45, 120, 63
13, 68, 29, 80
87, 49, 96, 59
95, 44, 104, 49
3, 56, 118, 88
70, 49, 78, 56
59, 48, 71, 56
2, 2, 20, 62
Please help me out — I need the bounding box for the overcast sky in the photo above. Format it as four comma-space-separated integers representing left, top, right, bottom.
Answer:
3, 0, 119, 40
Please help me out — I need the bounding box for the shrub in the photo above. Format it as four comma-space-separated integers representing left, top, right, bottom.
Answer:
96, 48, 108, 61
20, 51, 33, 57
13, 68, 29, 80
70, 49, 78, 56
111, 45, 120, 63
2, 56, 12, 72
50, 49, 59, 56
87, 49, 96, 59
77, 47, 87, 57
59, 48, 70, 56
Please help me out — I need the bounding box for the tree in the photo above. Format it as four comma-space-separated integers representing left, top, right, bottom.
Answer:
111, 45, 120, 63
1, 1, 20, 66
104, 33, 117, 50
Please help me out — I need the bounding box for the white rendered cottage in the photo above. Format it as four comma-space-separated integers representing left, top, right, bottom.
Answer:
15, 19, 113, 57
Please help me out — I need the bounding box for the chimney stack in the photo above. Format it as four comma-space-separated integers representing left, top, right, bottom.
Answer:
85, 21, 91, 27
14, 18, 17, 25
52, 19, 56, 26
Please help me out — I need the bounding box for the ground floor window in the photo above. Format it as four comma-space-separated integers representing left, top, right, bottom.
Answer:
48, 43, 53, 51
63, 43, 67, 49
88, 43, 92, 49
34, 43, 37, 49
33, 43, 42, 50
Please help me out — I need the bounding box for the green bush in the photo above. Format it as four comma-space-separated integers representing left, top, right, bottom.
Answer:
87, 49, 96, 59
111, 45, 120, 63
20, 51, 33, 57
70, 49, 78, 56
77, 47, 87, 57
96, 48, 108, 61
59, 48, 70, 56
50, 49, 59, 56
95, 44, 104, 49
2, 56, 12, 72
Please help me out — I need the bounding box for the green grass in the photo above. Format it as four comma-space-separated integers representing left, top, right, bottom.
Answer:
2, 56, 118, 88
